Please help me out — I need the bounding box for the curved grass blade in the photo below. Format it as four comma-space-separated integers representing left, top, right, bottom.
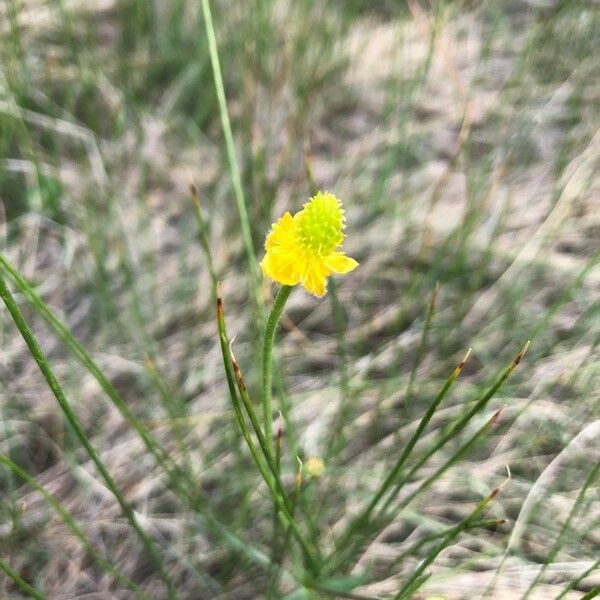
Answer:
215, 284, 319, 574
522, 459, 600, 599
0, 455, 149, 599
554, 556, 600, 600
0, 255, 182, 485
0, 273, 176, 598
0, 556, 45, 600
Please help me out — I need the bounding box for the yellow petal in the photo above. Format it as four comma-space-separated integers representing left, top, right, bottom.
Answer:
261, 251, 305, 286
259, 193, 358, 295
261, 212, 304, 286
264, 212, 295, 250
301, 259, 329, 297
324, 252, 358, 274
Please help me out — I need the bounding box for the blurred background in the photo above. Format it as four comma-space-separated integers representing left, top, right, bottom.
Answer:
1, 0, 599, 598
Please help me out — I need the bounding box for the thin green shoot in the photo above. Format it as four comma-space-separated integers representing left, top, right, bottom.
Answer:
393, 472, 510, 599
262, 285, 294, 458
0, 273, 176, 598
0, 455, 149, 599
215, 283, 319, 575
199, 0, 263, 316
329, 347, 472, 565
0, 556, 45, 600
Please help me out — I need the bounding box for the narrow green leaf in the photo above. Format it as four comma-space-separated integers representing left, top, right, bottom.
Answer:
0, 273, 176, 598
0, 455, 149, 599
0, 556, 45, 600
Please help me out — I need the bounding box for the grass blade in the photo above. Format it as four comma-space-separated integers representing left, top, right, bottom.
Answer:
579, 586, 600, 600
0, 256, 295, 585
378, 518, 506, 583
0, 455, 149, 599
0, 556, 45, 600
190, 182, 218, 293
393, 475, 510, 599
404, 282, 440, 406
522, 459, 600, 599
381, 342, 529, 515
199, 0, 263, 315
0, 255, 182, 485
554, 556, 600, 600
0, 273, 176, 598
330, 407, 502, 574
328, 348, 472, 565
215, 284, 319, 574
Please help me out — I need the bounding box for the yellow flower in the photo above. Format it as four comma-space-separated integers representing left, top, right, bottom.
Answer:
304, 457, 325, 478
260, 192, 358, 297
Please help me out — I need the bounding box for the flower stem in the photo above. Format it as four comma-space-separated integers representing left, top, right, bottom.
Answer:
262, 285, 293, 457
216, 287, 319, 574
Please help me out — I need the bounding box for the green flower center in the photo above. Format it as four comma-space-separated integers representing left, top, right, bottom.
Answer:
296, 192, 345, 256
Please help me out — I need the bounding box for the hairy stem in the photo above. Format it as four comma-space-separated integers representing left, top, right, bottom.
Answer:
262, 285, 293, 457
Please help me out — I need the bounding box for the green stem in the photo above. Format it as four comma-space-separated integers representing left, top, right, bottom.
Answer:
0, 555, 45, 600
267, 434, 284, 599
329, 348, 471, 565
190, 186, 218, 294
0, 455, 149, 599
262, 285, 293, 457
0, 274, 176, 598
393, 481, 505, 600
216, 289, 318, 574
199, 0, 263, 317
